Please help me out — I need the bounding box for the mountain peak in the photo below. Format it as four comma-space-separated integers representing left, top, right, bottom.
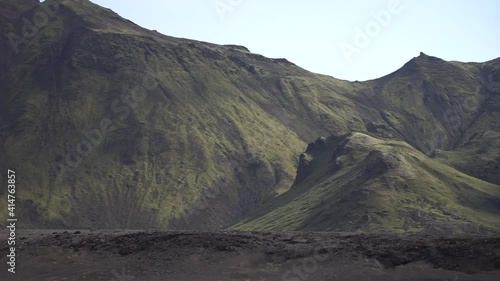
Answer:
413, 52, 445, 64
387, 52, 449, 78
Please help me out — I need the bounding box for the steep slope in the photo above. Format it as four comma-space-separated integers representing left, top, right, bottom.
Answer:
0, 0, 498, 231
359, 54, 500, 154
231, 133, 500, 234
431, 58, 500, 185
433, 131, 500, 185
0, 0, 373, 229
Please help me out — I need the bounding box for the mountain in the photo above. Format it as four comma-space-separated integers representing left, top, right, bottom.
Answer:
433, 131, 500, 185
230, 133, 500, 234
0, 0, 499, 233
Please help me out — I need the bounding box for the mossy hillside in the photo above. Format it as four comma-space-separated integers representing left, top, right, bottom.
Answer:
230, 133, 500, 234
362, 54, 493, 154
432, 58, 500, 184
433, 131, 500, 185
0, 37, 311, 228
0, 1, 323, 228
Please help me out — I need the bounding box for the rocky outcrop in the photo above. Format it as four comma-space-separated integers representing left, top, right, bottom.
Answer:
292, 153, 313, 186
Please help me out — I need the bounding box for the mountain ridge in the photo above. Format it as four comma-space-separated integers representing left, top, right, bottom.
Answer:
231, 132, 500, 234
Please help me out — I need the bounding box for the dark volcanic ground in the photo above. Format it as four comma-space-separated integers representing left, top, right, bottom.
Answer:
1, 230, 500, 280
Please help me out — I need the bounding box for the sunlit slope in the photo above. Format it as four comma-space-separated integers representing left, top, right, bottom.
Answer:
231, 133, 500, 234
433, 131, 500, 185
0, 0, 372, 229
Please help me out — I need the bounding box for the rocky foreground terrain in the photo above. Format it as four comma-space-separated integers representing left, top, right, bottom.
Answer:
1, 230, 500, 280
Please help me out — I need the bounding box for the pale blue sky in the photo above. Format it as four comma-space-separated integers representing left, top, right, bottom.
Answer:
91, 0, 500, 81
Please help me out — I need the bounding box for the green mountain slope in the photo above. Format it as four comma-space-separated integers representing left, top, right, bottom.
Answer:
0, 0, 499, 231
0, 0, 365, 229
230, 133, 500, 234
433, 131, 500, 185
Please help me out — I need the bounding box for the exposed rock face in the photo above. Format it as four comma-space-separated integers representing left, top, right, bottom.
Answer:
305, 136, 329, 152
292, 153, 313, 186
224, 44, 250, 52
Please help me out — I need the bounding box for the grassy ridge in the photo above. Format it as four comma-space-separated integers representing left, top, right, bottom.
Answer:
230, 133, 500, 234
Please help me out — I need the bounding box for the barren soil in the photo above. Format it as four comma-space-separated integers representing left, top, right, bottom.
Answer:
1, 230, 500, 280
